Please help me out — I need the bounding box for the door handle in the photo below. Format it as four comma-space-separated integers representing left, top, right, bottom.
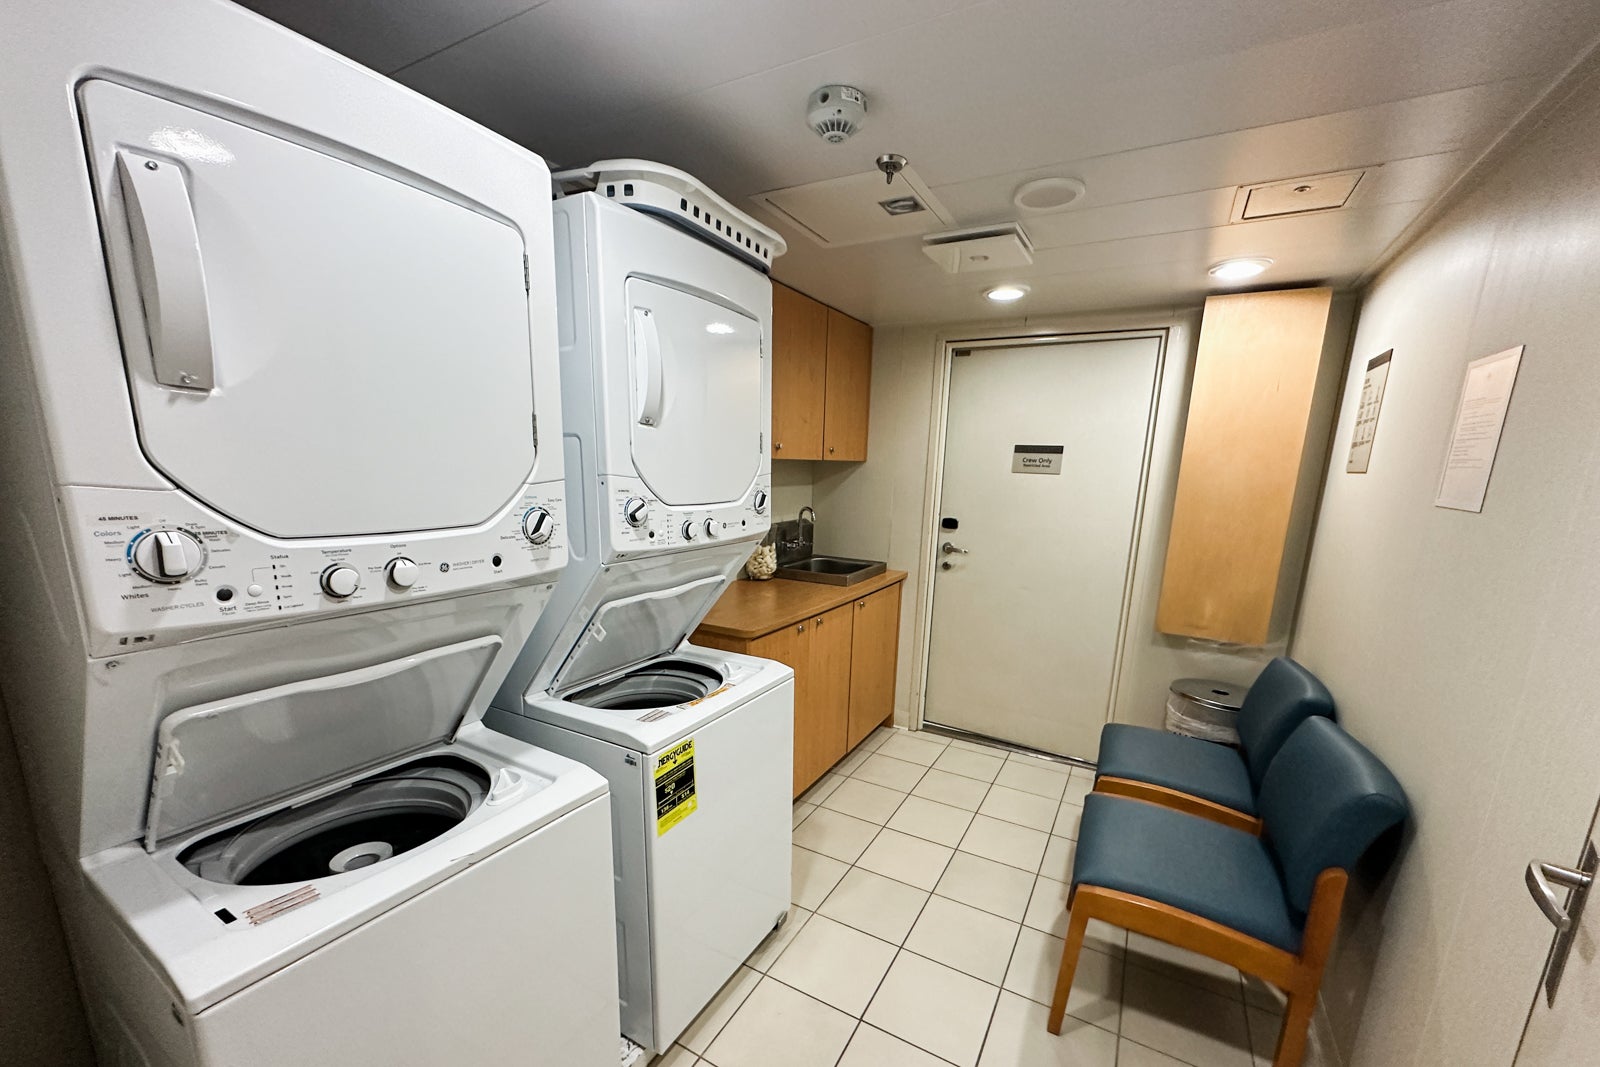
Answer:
941, 542, 968, 555
1526, 859, 1594, 934
632, 306, 665, 427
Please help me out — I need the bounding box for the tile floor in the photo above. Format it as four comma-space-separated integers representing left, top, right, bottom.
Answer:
654, 728, 1321, 1067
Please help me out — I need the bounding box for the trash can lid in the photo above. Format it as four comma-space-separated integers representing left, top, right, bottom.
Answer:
1170, 678, 1248, 713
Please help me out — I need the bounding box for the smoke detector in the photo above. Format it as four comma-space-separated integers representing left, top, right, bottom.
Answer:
807, 85, 866, 143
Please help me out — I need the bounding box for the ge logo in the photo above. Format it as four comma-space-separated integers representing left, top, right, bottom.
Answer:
439, 563, 451, 573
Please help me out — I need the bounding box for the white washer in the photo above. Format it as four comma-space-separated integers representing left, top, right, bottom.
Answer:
488, 164, 794, 1055
0, 3, 618, 1064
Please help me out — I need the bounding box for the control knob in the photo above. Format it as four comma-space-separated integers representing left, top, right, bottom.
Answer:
321, 564, 361, 599
680, 520, 698, 542
522, 506, 554, 545
623, 497, 651, 528
129, 528, 203, 583
386, 557, 419, 589
703, 519, 721, 539
752, 489, 769, 514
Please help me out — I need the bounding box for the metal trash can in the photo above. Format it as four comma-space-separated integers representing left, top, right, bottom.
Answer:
1165, 678, 1248, 746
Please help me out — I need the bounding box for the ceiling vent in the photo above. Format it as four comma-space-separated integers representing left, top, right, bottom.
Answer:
752, 166, 953, 247
921, 223, 1034, 274
1230, 169, 1366, 222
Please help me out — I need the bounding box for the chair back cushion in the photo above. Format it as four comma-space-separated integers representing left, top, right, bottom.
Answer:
1237, 657, 1336, 790
1258, 716, 1409, 914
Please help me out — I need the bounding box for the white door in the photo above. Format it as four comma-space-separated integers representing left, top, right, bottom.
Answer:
80, 80, 538, 539
924, 335, 1162, 759
626, 278, 763, 507
1514, 791, 1600, 1065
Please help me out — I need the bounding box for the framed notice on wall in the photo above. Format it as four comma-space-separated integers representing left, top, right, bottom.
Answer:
1435, 345, 1523, 513
1346, 349, 1392, 474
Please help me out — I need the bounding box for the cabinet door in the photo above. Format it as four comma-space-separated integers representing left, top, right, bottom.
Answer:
805, 605, 855, 792
747, 623, 812, 795
822, 307, 872, 461
846, 586, 901, 750
771, 283, 827, 460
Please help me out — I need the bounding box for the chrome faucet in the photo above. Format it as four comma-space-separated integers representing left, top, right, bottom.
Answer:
798, 505, 816, 528
778, 506, 817, 563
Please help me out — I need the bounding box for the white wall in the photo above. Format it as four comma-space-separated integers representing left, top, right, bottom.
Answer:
1292, 54, 1600, 1067
769, 459, 815, 522
811, 307, 1328, 734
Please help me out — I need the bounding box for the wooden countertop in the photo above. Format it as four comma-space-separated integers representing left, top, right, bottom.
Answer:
695, 570, 907, 640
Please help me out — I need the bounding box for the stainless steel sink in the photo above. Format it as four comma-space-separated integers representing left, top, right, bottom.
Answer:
776, 555, 887, 586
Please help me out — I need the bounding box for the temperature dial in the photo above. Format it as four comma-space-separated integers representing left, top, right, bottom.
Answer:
623, 497, 651, 528
522, 506, 554, 545
752, 489, 769, 514
129, 528, 203, 583
321, 565, 361, 599
702, 519, 721, 539
386, 557, 419, 589
680, 520, 698, 541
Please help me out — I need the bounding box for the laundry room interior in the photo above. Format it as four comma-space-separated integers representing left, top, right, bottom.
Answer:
3, 2, 1600, 1066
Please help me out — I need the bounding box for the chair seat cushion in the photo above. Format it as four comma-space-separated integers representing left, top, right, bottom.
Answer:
1096, 724, 1257, 815
1072, 793, 1304, 953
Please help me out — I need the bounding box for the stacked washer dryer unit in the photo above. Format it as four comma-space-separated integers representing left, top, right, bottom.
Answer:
488, 160, 796, 1057
0, 3, 619, 1065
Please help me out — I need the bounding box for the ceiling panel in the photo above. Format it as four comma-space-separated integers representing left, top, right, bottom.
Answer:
239, 0, 550, 74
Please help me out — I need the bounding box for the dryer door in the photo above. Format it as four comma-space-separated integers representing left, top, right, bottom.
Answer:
626, 278, 763, 507
80, 80, 538, 538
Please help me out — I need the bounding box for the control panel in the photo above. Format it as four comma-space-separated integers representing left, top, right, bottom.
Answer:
601, 474, 769, 562
65, 482, 568, 656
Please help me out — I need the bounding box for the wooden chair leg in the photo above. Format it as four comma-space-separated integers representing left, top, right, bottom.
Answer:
1272, 990, 1316, 1067
1046, 904, 1091, 1034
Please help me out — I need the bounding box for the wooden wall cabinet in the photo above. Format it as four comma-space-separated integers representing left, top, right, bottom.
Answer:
771, 283, 872, 462
1156, 287, 1342, 645
694, 577, 902, 797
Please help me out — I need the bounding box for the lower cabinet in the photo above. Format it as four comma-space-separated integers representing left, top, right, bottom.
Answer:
697, 581, 901, 797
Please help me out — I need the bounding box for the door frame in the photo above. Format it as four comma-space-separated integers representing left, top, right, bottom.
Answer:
909, 328, 1171, 744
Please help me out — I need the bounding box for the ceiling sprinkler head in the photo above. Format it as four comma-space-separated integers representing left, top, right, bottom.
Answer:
876, 153, 908, 186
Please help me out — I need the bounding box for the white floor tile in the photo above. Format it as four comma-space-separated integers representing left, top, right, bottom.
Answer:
1120, 965, 1254, 1067
651, 1044, 699, 1067
959, 815, 1049, 872
745, 906, 812, 972
1241, 973, 1288, 1013
838, 1023, 953, 1067
994, 760, 1071, 801
1247, 1006, 1284, 1067
816, 867, 930, 945
799, 773, 846, 805
878, 732, 949, 766
1021, 875, 1125, 956
935, 851, 1038, 922
912, 768, 994, 811
1052, 803, 1083, 840
977, 785, 1060, 831
791, 845, 849, 910
1060, 776, 1094, 808
904, 894, 1022, 984
976, 991, 1117, 1067
866, 951, 1000, 1067
856, 828, 955, 890
886, 795, 976, 847
860, 726, 897, 752
703, 976, 857, 1067
792, 802, 816, 830
833, 744, 873, 777
1118, 1038, 1195, 1067
853, 752, 930, 793
677, 965, 763, 1053
1039, 835, 1076, 883
768, 914, 898, 1016
1004, 927, 1122, 1034
792, 807, 881, 863
932, 746, 1007, 782
948, 736, 1010, 756
1125, 933, 1244, 999
820, 778, 908, 825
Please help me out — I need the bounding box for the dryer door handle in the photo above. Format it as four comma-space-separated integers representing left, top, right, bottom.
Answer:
115, 150, 215, 392
633, 306, 665, 428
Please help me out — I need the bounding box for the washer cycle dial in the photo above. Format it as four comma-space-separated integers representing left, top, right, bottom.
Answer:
129, 529, 203, 583
386, 558, 419, 589
680, 520, 698, 542
702, 519, 720, 539
753, 489, 769, 514
321, 565, 361, 599
623, 497, 651, 528
522, 506, 554, 545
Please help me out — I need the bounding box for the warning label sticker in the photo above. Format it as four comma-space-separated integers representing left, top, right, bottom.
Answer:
654, 738, 698, 836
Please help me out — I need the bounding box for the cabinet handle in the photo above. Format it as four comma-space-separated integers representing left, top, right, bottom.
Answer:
797, 623, 805, 633
775, 442, 783, 451
829, 446, 836, 454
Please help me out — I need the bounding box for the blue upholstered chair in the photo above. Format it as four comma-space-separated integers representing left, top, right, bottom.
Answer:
1049, 716, 1408, 1067
1094, 657, 1335, 832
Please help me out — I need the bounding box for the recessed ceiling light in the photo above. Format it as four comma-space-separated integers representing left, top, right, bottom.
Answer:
985, 284, 1030, 303
1208, 257, 1273, 281
705, 322, 735, 335
1013, 176, 1087, 214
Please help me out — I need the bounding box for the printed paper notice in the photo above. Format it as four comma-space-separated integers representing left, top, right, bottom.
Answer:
1346, 350, 1392, 474
1435, 346, 1523, 513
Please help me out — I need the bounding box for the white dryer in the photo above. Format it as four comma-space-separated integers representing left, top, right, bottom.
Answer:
0, 3, 618, 1065
487, 163, 794, 1055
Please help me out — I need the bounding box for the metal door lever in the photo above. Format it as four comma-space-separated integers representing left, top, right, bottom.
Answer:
941, 542, 968, 555
1526, 859, 1594, 933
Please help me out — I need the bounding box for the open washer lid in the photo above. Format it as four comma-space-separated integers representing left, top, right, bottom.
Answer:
143, 636, 502, 851
548, 576, 728, 696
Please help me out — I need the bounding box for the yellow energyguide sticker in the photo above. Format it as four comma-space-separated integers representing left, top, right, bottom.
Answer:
654, 738, 697, 836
